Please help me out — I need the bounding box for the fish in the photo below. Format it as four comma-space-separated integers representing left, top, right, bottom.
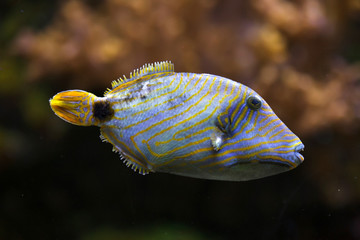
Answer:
49, 61, 304, 181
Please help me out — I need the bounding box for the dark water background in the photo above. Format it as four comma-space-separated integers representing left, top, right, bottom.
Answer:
1, 0, 360, 239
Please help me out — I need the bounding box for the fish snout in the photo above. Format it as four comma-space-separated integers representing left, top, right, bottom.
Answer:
294, 143, 305, 165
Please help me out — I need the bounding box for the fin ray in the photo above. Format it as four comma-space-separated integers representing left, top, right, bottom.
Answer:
100, 128, 152, 175
105, 61, 174, 95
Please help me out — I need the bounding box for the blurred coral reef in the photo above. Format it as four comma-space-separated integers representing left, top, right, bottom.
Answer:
1, 0, 360, 239
13, 0, 360, 134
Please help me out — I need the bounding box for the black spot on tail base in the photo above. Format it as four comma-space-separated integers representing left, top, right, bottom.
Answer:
93, 100, 114, 121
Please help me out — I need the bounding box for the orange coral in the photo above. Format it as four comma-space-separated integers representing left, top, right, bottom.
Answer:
14, 0, 360, 135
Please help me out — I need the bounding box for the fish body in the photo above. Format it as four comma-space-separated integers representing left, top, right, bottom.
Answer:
50, 61, 304, 181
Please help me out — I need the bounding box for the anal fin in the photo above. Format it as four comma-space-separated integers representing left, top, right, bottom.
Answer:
100, 128, 152, 175
122, 156, 150, 175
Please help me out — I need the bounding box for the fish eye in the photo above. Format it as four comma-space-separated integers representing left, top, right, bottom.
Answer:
247, 96, 262, 110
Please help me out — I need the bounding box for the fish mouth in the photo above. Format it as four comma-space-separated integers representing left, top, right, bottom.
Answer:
294, 143, 305, 164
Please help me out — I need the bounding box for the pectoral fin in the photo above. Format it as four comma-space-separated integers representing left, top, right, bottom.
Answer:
211, 113, 232, 151
211, 129, 226, 151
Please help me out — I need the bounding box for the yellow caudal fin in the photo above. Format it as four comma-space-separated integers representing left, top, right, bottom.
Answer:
49, 90, 98, 126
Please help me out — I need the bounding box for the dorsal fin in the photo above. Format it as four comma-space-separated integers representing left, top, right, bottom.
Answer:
105, 61, 174, 95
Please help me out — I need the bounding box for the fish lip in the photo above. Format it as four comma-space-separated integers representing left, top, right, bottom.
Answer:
294, 143, 305, 164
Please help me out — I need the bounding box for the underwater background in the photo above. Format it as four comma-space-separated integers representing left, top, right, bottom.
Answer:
0, 0, 360, 239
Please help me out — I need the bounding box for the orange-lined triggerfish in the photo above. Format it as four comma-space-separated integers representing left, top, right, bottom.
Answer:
50, 61, 304, 181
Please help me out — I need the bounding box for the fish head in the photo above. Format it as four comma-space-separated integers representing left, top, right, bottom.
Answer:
226, 89, 304, 179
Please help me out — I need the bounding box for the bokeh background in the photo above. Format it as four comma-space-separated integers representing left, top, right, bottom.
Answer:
1, 0, 360, 239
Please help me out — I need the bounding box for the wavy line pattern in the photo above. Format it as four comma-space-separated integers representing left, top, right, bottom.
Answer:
98, 65, 303, 180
